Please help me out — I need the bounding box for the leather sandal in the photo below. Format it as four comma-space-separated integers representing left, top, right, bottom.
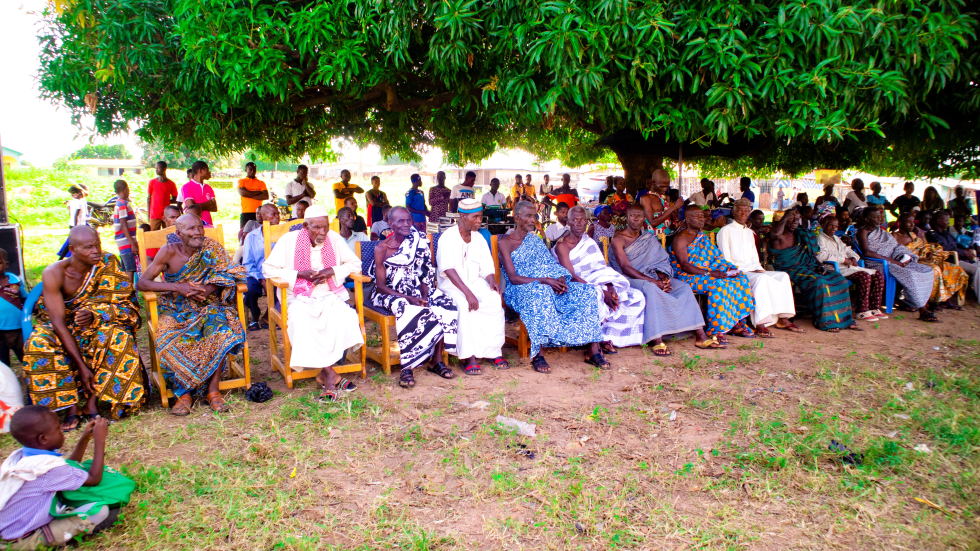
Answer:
171, 394, 192, 416
207, 391, 231, 413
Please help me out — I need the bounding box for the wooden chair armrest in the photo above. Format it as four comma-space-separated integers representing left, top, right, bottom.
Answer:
349, 273, 371, 283
142, 291, 158, 303
236, 282, 248, 292
268, 277, 290, 289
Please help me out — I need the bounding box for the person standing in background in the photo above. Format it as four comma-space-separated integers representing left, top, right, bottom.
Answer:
237, 161, 269, 229
111, 180, 139, 275
146, 161, 179, 230
449, 171, 477, 213
330, 168, 361, 213
365, 175, 390, 228
428, 171, 451, 223
67, 186, 88, 228
177, 161, 217, 226
481, 178, 507, 207
406, 174, 430, 233
287, 165, 319, 215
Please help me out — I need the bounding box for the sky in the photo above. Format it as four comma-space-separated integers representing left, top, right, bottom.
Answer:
0, 0, 142, 166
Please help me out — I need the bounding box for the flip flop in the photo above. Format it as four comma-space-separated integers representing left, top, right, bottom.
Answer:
600, 342, 618, 355
778, 322, 806, 333
694, 336, 726, 350
335, 378, 357, 392
755, 327, 776, 338
61, 414, 82, 432
463, 363, 482, 376
493, 357, 510, 370
171, 394, 192, 416
651, 342, 672, 356
585, 352, 611, 370
315, 390, 339, 402
208, 391, 231, 413
920, 312, 942, 323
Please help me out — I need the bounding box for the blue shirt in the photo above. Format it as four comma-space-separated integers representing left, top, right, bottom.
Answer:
0, 273, 26, 331
242, 228, 269, 281
740, 190, 755, 203
867, 194, 888, 205
406, 189, 427, 223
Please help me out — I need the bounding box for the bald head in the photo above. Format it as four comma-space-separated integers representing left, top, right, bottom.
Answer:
68, 225, 99, 247
651, 169, 670, 184
258, 204, 278, 219
176, 213, 203, 230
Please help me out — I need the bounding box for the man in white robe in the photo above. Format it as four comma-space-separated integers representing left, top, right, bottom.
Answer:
262, 205, 365, 397
716, 199, 802, 336
436, 199, 507, 373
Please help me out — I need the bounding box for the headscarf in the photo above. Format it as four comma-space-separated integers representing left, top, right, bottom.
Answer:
593, 205, 611, 218
815, 201, 836, 222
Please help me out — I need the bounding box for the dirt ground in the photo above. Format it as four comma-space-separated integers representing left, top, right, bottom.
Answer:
3, 295, 980, 550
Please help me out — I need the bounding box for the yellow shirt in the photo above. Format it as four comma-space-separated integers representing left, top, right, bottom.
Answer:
511, 183, 536, 200
332, 181, 357, 212
238, 178, 267, 213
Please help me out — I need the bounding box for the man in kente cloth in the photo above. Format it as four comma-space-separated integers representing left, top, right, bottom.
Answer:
370, 207, 458, 389
498, 201, 607, 374
553, 206, 645, 353
138, 214, 246, 415
24, 226, 145, 429
770, 209, 861, 332
262, 205, 364, 401
436, 199, 508, 375
669, 205, 756, 343
610, 204, 720, 355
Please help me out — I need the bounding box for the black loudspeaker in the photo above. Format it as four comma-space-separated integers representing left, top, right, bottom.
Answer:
0, 225, 25, 279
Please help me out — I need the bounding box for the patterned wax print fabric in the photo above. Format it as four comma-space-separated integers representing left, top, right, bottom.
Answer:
770, 228, 854, 331
863, 228, 935, 309
556, 236, 645, 347
428, 186, 451, 223
645, 192, 674, 238
369, 227, 458, 370
604, 192, 633, 230
609, 231, 705, 343
24, 254, 144, 415
502, 233, 602, 357
156, 237, 246, 397
669, 231, 754, 336
905, 236, 968, 303
592, 222, 617, 241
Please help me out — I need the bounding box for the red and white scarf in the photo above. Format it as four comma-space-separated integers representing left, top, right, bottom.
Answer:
293, 228, 345, 298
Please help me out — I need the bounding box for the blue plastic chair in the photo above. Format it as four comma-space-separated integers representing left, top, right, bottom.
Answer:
21, 284, 43, 343
850, 241, 896, 313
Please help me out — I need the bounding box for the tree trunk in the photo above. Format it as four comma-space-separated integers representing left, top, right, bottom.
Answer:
608, 146, 664, 197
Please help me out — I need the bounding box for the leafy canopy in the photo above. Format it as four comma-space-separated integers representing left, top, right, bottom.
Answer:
69, 143, 131, 160
37, 0, 979, 178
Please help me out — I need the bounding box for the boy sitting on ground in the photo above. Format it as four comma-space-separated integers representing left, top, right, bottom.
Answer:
0, 406, 118, 549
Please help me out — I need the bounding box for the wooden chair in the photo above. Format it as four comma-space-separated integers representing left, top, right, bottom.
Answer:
136, 225, 251, 407
491, 234, 567, 358
357, 240, 399, 375
263, 220, 369, 387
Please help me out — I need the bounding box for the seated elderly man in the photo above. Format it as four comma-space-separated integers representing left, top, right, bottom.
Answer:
262, 205, 364, 400
24, 226, 145, 428
770, 208, 860, 331
717, 198, 801, 336
241, 203, 281, 330
370, 207, 458, 388
436, 199, 507, 374
670, 205, 755, 342
499, 201, 606, 373
553, 205, 645, 352
138, 214, 247, 415
856, 207, 940, 322
610, 204, 719, 354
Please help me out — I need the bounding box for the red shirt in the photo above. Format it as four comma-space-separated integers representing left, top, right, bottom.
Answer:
147, 178, 178, 219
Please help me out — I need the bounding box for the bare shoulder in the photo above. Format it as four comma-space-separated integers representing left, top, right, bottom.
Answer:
41, 259, 68, 284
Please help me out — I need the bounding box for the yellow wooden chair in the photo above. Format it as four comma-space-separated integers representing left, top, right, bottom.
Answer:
135, 224, 251, 407
263, 220, 369, 387
491, 234, 568, 358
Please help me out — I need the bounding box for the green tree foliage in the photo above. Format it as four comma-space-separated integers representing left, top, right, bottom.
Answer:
37, 0, 979, 188
140, 138, 222, 169
241, 149, 300, 173
70, 143, 131, 160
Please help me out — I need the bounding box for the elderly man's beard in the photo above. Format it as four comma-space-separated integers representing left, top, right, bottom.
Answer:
314, 234, 326, 246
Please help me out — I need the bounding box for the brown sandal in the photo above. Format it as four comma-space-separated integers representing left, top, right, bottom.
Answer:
171, 394, 192, 416
208, 391, 231, 413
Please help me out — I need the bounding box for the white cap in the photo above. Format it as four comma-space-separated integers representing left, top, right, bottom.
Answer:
303, 205, 329, 219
